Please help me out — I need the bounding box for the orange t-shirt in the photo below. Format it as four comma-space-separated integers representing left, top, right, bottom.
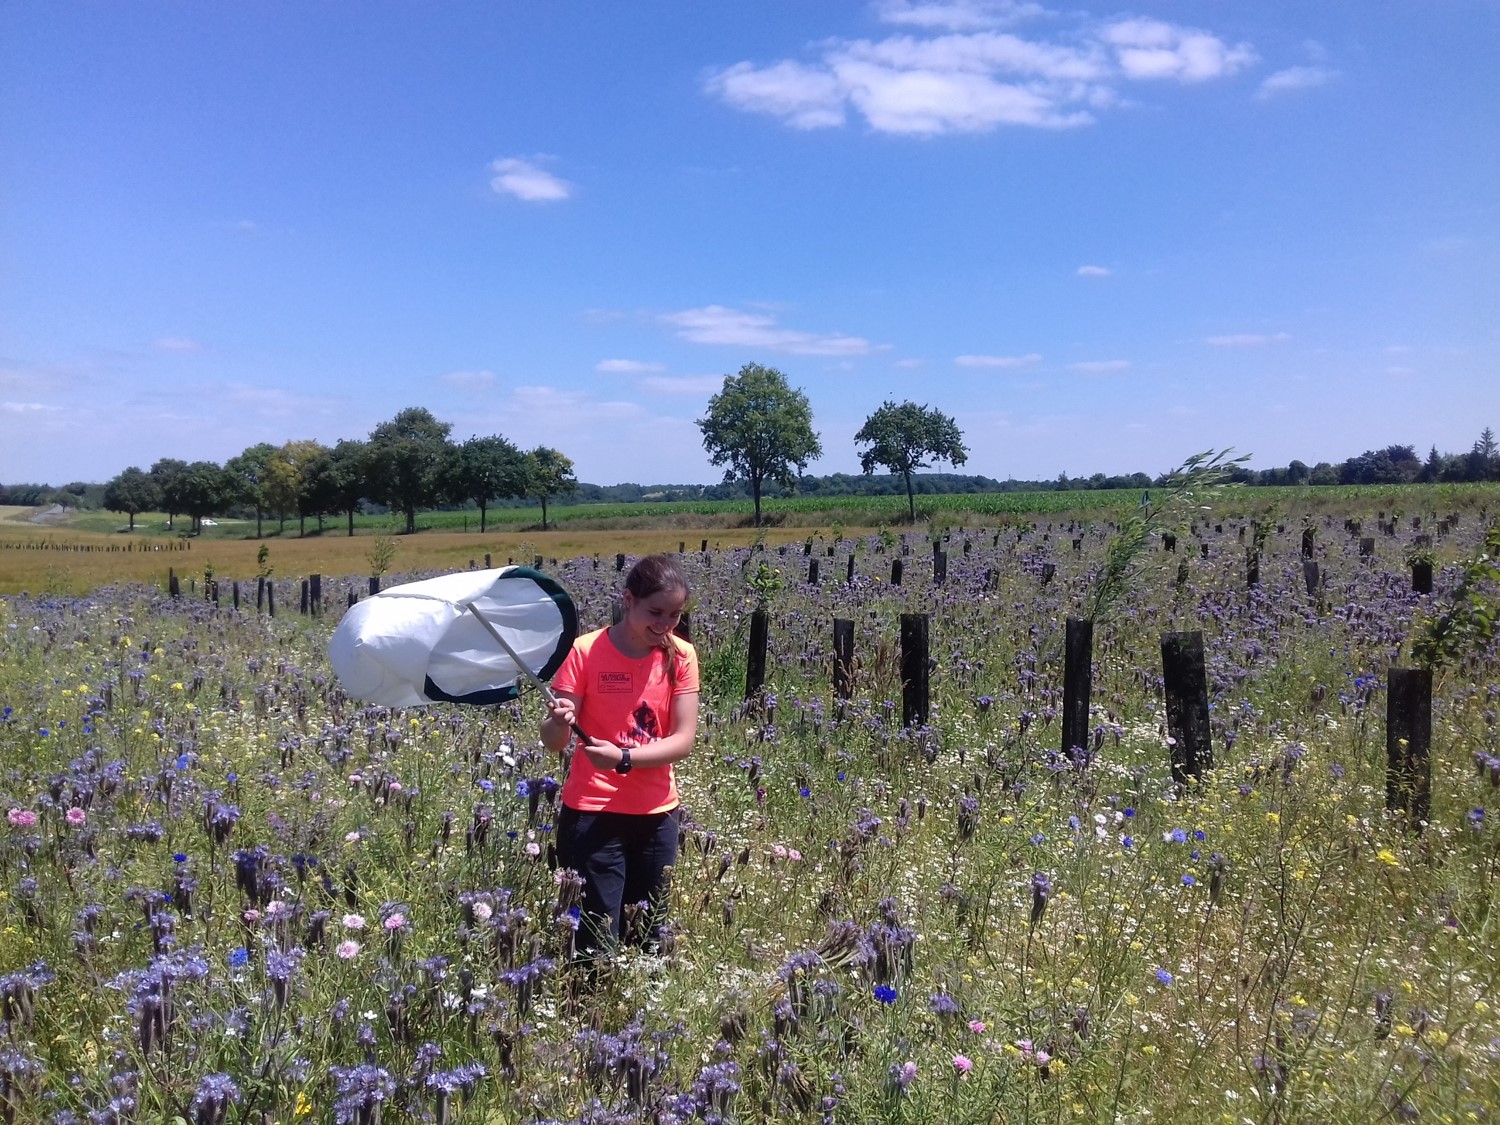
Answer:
554, 627, 700, 814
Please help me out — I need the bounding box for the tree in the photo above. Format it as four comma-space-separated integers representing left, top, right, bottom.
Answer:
446, 435, 526, 532
1469, 427, 1499, 482
149, 458, 189, 531
854, 400, 969, 523
298, 445, 341, 534
524, 446, 576, 530
268, 439, 328, 536
225, 443, 278, 538
365, 408, 454, 534
698, 363, 822, 527
325, 439, 370, 536
103, 467, 160, 530
176, 461, 230, 533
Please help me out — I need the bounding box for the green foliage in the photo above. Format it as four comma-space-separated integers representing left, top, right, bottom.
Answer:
1083, 448, 1250, 623
746, 560, 783, 607
365, 407, 455, 534
698, 363, 822, 527
366, 524, 400, 577
102, 466, 160, 529
445, 435, 526, 532
855, 399, 968, 522
1412, 520, 1500, 670
524, 446, 577, 530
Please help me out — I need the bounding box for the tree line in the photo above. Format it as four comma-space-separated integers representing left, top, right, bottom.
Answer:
4, 365, 1497, 533
96, 408, 576, 536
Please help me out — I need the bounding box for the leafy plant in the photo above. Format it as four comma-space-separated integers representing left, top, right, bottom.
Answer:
366, 524, 400, 578
1411, 520, 1500, 670
1083, 448, 1250, 624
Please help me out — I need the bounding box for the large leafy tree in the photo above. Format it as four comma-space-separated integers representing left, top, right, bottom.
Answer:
524, 446, 576, 531
854, 400, 969, 523
177, 461, 230, 533
365, 408, 454, 533
149, 458, 189, 530
225, 442, 278, 538
698, 363, 822, 527
325, 439, 370, 536
102, 466, 160, 531
446, 435, 526, 532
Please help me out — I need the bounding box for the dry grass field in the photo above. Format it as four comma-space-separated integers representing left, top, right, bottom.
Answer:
0, 519, 830, 595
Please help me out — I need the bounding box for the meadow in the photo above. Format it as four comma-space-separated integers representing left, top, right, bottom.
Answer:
1, 491, 1498, 1123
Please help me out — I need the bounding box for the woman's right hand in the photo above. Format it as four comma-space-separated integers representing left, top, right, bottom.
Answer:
545, 697, 577, 730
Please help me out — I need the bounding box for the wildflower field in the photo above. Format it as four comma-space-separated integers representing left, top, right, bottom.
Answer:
1, 499, 1498, 1124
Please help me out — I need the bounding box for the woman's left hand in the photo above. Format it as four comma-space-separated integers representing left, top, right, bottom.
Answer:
579, 736, 628, 772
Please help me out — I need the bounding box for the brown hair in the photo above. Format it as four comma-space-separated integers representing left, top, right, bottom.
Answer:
625, 554, 690, 688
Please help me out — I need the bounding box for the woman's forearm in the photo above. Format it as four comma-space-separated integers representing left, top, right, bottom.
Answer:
627, 728, 696, 768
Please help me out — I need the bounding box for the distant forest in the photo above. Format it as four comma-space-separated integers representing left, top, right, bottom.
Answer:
3, 431, 1497, 514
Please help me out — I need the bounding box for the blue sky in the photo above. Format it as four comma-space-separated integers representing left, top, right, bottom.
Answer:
2, 1, 1497, 488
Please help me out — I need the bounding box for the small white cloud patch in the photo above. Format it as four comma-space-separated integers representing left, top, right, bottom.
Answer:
1076, 265, 1110, 277
1256, 65, 1337, 100
954, 353, 1042, 368
489, 158, 573, 202
595, 359, 666, 374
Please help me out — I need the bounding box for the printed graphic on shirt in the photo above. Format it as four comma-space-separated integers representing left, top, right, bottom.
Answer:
598, 672, 633, 694
622, 701, 661, 748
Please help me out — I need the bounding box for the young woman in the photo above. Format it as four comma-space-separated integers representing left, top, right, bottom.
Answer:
540, 554, 698, 954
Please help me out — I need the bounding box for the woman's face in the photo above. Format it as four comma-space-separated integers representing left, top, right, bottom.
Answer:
622, 586, 687, 643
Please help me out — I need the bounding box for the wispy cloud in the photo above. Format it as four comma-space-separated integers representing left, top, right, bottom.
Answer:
1, 401, 61, 415
1076, 265, 1110, 277
439, 369, 498, 390
661, 305, 879, 356
954, 353, 1042, 368
1205, 332, 1291, 348
1071, 359, 1130, 373
225, 383, 345, 418
640, 375, 724, 394
875, 0, 1045, 32
1255, 65, 1337, 100
595, 359, 666, 374
489, 157, 573, 202
152, 336, 203, 354
706, 13, 1256, 136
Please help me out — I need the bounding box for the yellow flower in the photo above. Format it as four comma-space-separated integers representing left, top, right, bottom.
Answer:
295, 1091, 313, 1117
1377, 849, 1400, 866
1141, 1044, 1158, 1056
1266, 812, 1280, 825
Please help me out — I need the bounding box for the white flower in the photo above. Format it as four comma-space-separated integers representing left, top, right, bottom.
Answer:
342, 913, 366, 930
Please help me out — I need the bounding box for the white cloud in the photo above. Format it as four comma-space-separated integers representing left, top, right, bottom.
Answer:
439, 369, 498, 390
661, 305, 879, 356
489, 157, 573, 202
1205, 332, 1291, 348
1, 401, 60, 414
225, 383, 344, 418
1255, 65, 1337, 100
955, 353, 1042, 368
707, 14, 1258, 134
875, 0, 1045, 32
1071, 359, 1130, 373
640, 375, 725, 394
1076, 264, 1110, 277
153, 336, 203, 353
1101, 19, 1257, 83
596, 359, 666, 374
894, 358, 927, 368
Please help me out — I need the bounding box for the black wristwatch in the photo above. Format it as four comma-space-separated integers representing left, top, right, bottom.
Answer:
614, 747, 633, 775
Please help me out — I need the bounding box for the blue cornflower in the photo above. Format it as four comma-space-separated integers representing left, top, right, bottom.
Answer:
799, 786, 811, 798
227, 948, 249, 969
1181, 874, 1196, 886
1067, 815, 1081, 831
1123, 808, 1135, 819
1155, 968, 1173, 986
1121, 835, 1134, 849
836, 771, 847, 782
874, 985, 898, 1004
173, 853, 188, 864
1166, 828, 1188, 844
1029, 833, 1045, 846
1192, 829, 1206, 841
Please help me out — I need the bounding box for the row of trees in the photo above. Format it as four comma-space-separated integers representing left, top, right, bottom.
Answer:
66, 366, 1500, 536
102, 408, 577, 536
